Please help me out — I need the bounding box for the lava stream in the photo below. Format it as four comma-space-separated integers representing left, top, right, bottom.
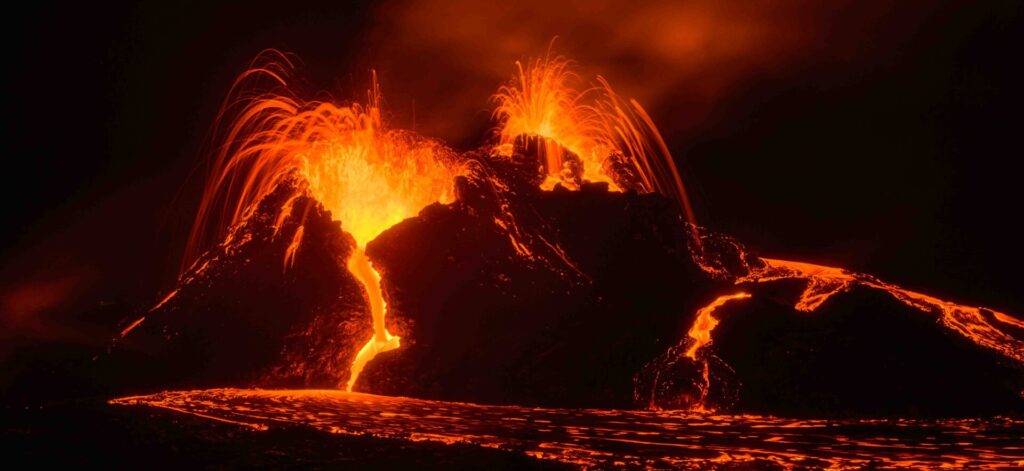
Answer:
345, 247, 399, 391
684, 292, 752, 360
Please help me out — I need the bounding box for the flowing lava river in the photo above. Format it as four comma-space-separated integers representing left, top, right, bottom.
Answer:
112, 389, 1024, 469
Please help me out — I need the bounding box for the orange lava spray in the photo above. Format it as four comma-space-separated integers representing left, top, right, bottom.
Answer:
492, 53, 697, 225
185, 50, 458, 391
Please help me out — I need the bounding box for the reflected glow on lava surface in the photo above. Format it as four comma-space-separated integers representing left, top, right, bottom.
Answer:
112, 388, 1024, 469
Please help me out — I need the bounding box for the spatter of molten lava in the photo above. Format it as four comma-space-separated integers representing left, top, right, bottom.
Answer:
493, 53, 697, 225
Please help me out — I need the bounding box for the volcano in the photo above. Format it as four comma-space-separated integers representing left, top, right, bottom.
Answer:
100, 51, 1024, 417
77, 50, 1023, 469
109, 136, 1024, 417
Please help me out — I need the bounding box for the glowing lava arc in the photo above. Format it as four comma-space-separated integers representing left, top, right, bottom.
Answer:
184, 50, 459, 391
684, 292, 752, 360
682, 292, 752, 412
492, 54, 697, 225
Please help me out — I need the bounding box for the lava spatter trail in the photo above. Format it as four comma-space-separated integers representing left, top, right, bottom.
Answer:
111, 388, 1024, 469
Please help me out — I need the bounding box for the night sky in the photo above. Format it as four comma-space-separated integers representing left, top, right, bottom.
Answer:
4, 0, 1022, 352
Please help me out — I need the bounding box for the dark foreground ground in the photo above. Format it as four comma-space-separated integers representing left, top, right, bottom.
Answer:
0, 397, 568, 470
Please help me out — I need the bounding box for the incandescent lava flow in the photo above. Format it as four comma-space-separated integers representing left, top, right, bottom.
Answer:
112, 388, 1024, 470
112, 49, 1024, 424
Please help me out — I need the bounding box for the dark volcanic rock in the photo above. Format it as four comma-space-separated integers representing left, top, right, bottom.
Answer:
358, 162, 720, 408
708, 283, 1024, 417
636, 273, 1024, 417
106, 181, 372, 393
353, 141, 1024, 415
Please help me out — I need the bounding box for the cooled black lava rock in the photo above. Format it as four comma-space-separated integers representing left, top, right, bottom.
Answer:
356, 144, 723, 408
106, 180, 371, 393
708, 282, 1024, 417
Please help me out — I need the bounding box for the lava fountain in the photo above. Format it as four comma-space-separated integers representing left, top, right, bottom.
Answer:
183, 50, 459, 391
493, 53, 698, 225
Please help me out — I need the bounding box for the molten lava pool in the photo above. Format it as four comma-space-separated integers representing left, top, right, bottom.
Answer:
112, 389, 1023, 469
